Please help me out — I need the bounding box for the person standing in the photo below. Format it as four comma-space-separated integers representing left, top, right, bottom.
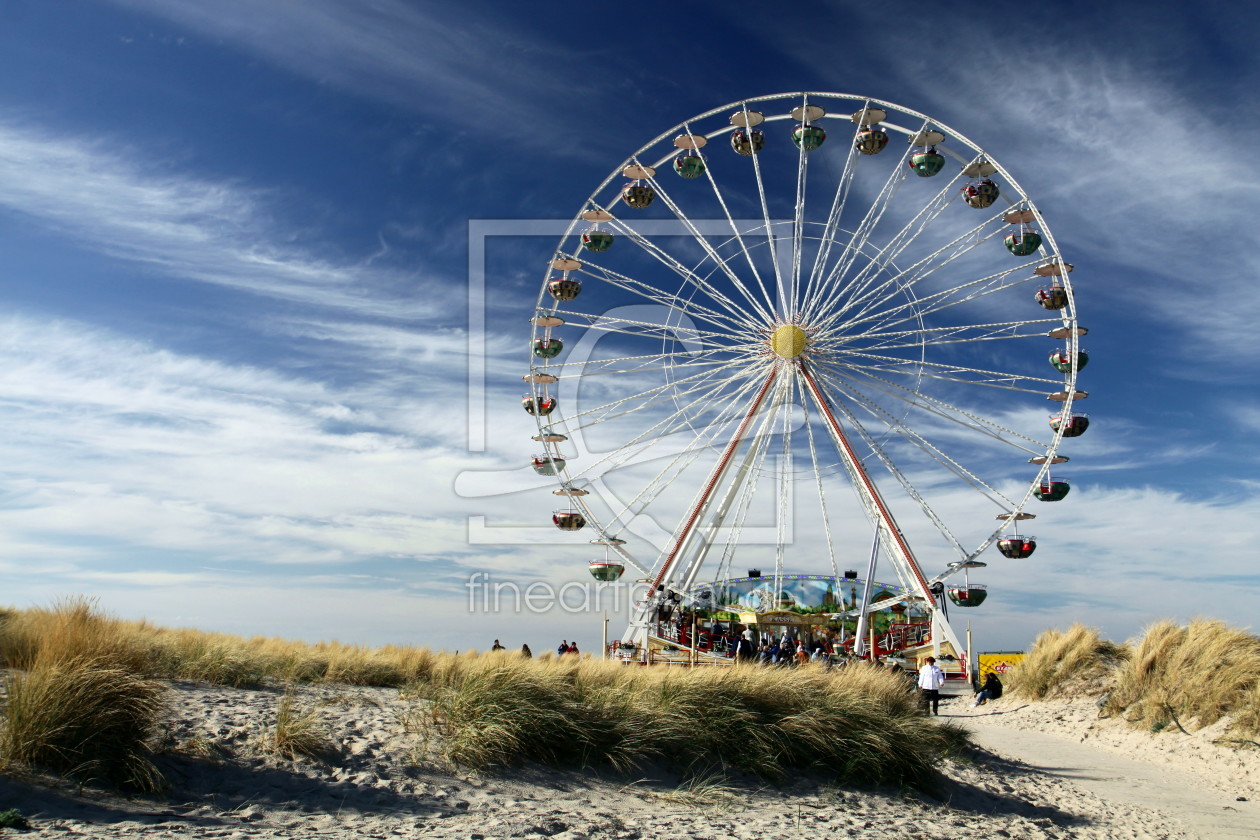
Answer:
918, 656, 945, 715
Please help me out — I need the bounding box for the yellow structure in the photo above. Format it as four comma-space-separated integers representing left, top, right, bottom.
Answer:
978, 651, 1025, 680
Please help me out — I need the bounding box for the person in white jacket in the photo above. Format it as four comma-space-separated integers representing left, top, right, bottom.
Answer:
917, 656, 945, 715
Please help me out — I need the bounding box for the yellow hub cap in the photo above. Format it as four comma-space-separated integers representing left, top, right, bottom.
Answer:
770, 324, 808, 359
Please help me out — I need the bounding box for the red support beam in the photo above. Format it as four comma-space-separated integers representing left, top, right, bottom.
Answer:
649, 366, 779, 595
798, 362, 937, 607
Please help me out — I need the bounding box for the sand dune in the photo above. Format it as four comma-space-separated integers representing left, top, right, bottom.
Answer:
0, 680, 1250, 839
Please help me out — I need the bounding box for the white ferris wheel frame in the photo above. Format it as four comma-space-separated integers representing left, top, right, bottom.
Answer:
523, 92, 1083, 657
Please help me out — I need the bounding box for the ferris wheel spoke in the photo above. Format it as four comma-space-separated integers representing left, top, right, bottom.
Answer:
596, 217, 765, 332
673, 371, 794, 595
812, 364, 1020, 511
824, 317, 1066, 356
795, 374, 841, 579
747, 110, 789, 319
556, 303, 750, 342
692, 130, 786, 322
803, 143, 936, 322
801, 145, 914, 323
578, 369, 774, 533
786, 111, 816, 319
799, 129, 863, 321
829, 262, 1046, 340
827, 351, 1063, 392
807, 370, 981, 558
559, 357, 762, 433
572, 263, 755, 335
641, 173, 779, 325
816, 358, 1052, 453
812, 208, 1010, 333
566, 351, 744, 376
807, 172, 966, 323
711, 398, 781, 586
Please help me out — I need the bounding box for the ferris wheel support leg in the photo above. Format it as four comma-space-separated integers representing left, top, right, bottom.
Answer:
798, 362, 970, 664
624, 366, 779, 645
798, 362, 936, 606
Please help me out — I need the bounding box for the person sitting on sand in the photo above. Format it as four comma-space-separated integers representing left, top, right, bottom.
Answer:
973, 672, 1003, 707
492, 639, 504, 651
521, 643, 532, 658
566, 642, 579, 655
557, 640, 568, 655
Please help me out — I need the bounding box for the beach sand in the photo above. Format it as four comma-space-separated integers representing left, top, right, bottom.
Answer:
0, 679, 1252, 838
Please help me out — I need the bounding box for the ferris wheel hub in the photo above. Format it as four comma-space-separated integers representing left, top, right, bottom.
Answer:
770, 324, 809, 359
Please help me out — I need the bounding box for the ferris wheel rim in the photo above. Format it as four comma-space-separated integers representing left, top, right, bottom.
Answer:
523, 91, 1081, 618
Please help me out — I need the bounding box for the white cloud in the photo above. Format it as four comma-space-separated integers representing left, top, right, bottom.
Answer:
0, 119, 428, 318
104, 0, 587, 130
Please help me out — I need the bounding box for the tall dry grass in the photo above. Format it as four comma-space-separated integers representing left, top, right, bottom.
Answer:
1, 601, 967, 789
412, 656, 966, 788
1006, 623, 1127, 700
1009, 619, 1260, 741
1104, 619, 1260, 736
0, 600, 439, 688
1, 658, 167, 791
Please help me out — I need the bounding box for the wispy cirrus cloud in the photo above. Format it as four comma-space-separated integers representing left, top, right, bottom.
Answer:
0, 119, 428, 318
103, 0, 589, 127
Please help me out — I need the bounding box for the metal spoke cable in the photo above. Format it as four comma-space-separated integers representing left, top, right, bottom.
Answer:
558, 356, 757, 433
795, 372, 840, 579
711, 380, 786, 587
692, 126, 780, 321
582, 369, 772, 530
823, 350, 1063, 390
826, 317, 1061, 354
814, 365, 1018, 515
597, 217, 766, 332
801, 135, 925, 320
829, 262, 1043, 340
822, 360, 1052, 452
643, 171, 779, 326
811, 175, 961, 323
574, 262, 756, 334
799, 124, 863, 318
749, 104, 788, 319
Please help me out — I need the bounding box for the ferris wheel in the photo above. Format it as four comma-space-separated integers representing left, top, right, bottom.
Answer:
522, 93, 1086, 656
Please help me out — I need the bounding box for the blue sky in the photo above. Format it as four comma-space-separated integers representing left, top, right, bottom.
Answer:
0, 0, 1257, 654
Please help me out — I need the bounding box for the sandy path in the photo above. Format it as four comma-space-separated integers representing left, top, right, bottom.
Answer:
950, 702, 1260, 840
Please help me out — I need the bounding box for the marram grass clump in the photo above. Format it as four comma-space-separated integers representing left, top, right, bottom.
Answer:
1009, 619, 1260, 741
410, 655, 967, 788
0, 656, 167, 791
1006, 623, 1127, 700
1104, 619, 1260, 736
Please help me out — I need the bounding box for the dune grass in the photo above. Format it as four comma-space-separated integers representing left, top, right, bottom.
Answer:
0, 599, 440, 688
267, 690, 330, 761
1005, 623, 1127, 700
1, 600, 968, 789
1104, 619, 1260, 736
411, 655, 967, 788
0, 657, 167, 791
1010, 619, 1260, 740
